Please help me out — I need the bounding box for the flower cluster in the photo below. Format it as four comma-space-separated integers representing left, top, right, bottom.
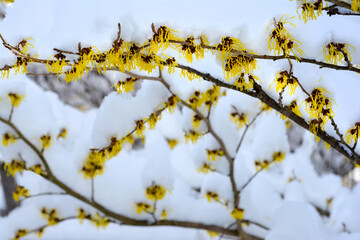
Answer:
145, 184, 167, 201
352, 0, 360, 12
81, 137, 123, 178
206, 191, 220, 202
268, 16, 304, 58
46, 53, 67, 74
233, 73, 257, 91
230, 112, 248, 129
297, 0, 324, 23
304, 88, 335, 133
135, 202, 154, 214
41, 208, 61, 226
148, 25, 180, 53
29, 164, 44, 175
2, 132, 17, 146
231, 208, 244, 220
8, 92, 25, 107
255, 151, 286, 170
12, 229, 29, 240
40, 134, 52, 150
323, 42, 355, 65
178, 36, 207, 63
206, 149, 225, 162
113, 77, 136, 93
191, 114, 202, 129
184, 130, 201, 144
198, 162, 214, 173
270, 70, 298, 95
288, 100, 302, 117
17, 38, 34, 55
223, 54, 257, 80
12, 185, 30, 202
345, 122, 360, 145
3, 159, 25, 176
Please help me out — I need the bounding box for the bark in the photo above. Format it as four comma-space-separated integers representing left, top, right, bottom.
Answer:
0, 162, 19, 216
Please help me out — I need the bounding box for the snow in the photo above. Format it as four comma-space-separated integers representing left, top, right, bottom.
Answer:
0, 0, 359, 239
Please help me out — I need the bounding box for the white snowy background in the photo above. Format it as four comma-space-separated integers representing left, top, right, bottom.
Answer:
0, 0, 360, 239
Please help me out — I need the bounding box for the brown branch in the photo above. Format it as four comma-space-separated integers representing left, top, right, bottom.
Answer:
157, 69, 245, 236
325, 0, 352, 10
235, 109, 264, 153
175, 64, 360, 165
239, 168, 265, 194
0, 112, 243, 237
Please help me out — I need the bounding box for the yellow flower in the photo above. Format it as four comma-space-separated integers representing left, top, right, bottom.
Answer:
18, 38, 34, 55
145, 185, 167, 201
106, 137, 123, 159
148, 25, 180, 53
297, 0, 324, 23
231, 208, 244, 220
135, 120, 146, 137
159, 57, 178, 74
3, 159, 25, 177
14, 57, 28, 75
180, 68, 200, 81
270, 71, 298, 95
304, 88, 334, 129
147, 113, 161, 130
309, 119, 321, 142
324, 141, 331, 150
345, 122, 360, 145
198, 162, 213, 173
178, 36, 206, 63
166, 95, 179, 113
323, 42, 355, 65
2, 132, 17, 146
57, 128, 67, 139
215, 37, 245, 62
230, 112, 248, 129
289, 100, 302, 117
46, 54, 67, 74
29, 164, 44, 175
40, 134, 51, 150
0, 66, 11, 79
206, 191, 220, 202
351, 0, 360, 12
135, 53, 159, 74
8, 93, 24, 107
41, 208, 61, 226
268, 16, 304, 58
12, 185, 30, 202
191, 114, 202, 129
91, 212, 110, 229
81, 150, 106, 179
135, 202, 154, 214
272, 151, 285, 163
161, 209, 167, 220
255, 159, 271, 171
113, 77, 136, 93
233, 73, 256, 91
261, 102, 272, 112
187, 91, 203, 109
13, 229, 29, 240
37, 228, 45, 238
184, 130, 200, 144
166, 139, 178, 149
223, 54, 258, 80
206, 149, 224, 162
202, 85, 222, 107
206, 231, 219, 238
